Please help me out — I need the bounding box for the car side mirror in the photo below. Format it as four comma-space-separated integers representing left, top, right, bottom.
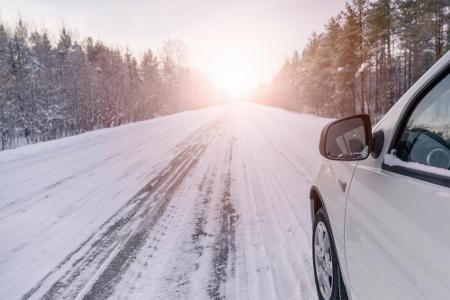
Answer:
319, 114, 372, 161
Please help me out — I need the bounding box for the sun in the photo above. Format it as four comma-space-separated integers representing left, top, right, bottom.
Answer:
209, 65, 258, 98
203, 51, 261, 99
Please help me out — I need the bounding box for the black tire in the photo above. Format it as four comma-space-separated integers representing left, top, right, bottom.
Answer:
312, 207, 348, 300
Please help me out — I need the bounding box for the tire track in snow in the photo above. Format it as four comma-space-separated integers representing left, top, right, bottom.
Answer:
165, 164, 218, 298
21, 115, 228, 300
207, 134, 238, 300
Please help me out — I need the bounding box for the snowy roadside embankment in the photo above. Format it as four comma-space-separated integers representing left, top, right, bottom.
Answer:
0, 103, 329, 300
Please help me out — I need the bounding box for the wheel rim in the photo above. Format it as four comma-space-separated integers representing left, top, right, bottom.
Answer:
314, 221, 333, 300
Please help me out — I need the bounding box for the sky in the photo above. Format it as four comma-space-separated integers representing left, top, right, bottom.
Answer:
0, 0, 346, 97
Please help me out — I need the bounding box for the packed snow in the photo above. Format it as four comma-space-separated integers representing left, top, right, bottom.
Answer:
0, 103, 330, 300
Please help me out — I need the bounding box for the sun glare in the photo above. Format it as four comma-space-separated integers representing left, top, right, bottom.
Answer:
203, 51, 261, 99
209, 65, 258, 98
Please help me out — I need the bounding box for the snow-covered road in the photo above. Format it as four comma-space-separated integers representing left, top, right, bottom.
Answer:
0, 103, 329, 300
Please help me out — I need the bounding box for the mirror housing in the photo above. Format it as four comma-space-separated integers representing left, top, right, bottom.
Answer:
319, 114, 372, 161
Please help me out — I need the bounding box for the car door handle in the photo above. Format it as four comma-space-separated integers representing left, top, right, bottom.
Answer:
338, 179, 347, 193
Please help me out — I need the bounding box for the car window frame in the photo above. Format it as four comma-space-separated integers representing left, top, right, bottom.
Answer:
382, 64, 450, 188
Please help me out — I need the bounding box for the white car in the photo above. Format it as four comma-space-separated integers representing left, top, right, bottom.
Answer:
310, 51, 450, 300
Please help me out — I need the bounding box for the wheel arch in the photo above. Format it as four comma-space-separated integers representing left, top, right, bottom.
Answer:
310, 186, 327, 225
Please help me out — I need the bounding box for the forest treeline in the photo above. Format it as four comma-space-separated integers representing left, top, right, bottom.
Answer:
256, 0, 450, 120
0, 20, 226, 150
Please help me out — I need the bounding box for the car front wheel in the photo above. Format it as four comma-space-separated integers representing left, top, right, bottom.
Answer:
312, 207, 347, 300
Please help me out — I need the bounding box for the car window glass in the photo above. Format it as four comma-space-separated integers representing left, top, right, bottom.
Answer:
396, 73, 450, 171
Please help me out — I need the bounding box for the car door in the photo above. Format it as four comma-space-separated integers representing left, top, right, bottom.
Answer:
345, 71, 450, 299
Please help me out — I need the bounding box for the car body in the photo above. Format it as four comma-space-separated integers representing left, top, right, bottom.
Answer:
310, 51, 450, 300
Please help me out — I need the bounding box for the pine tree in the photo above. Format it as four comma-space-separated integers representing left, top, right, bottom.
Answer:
9, 20, 34, 143
141, 49, 161, 116
0, 25, 13, 149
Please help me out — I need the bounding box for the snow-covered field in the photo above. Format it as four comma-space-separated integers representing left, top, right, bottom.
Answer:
0, 103, 329, 300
